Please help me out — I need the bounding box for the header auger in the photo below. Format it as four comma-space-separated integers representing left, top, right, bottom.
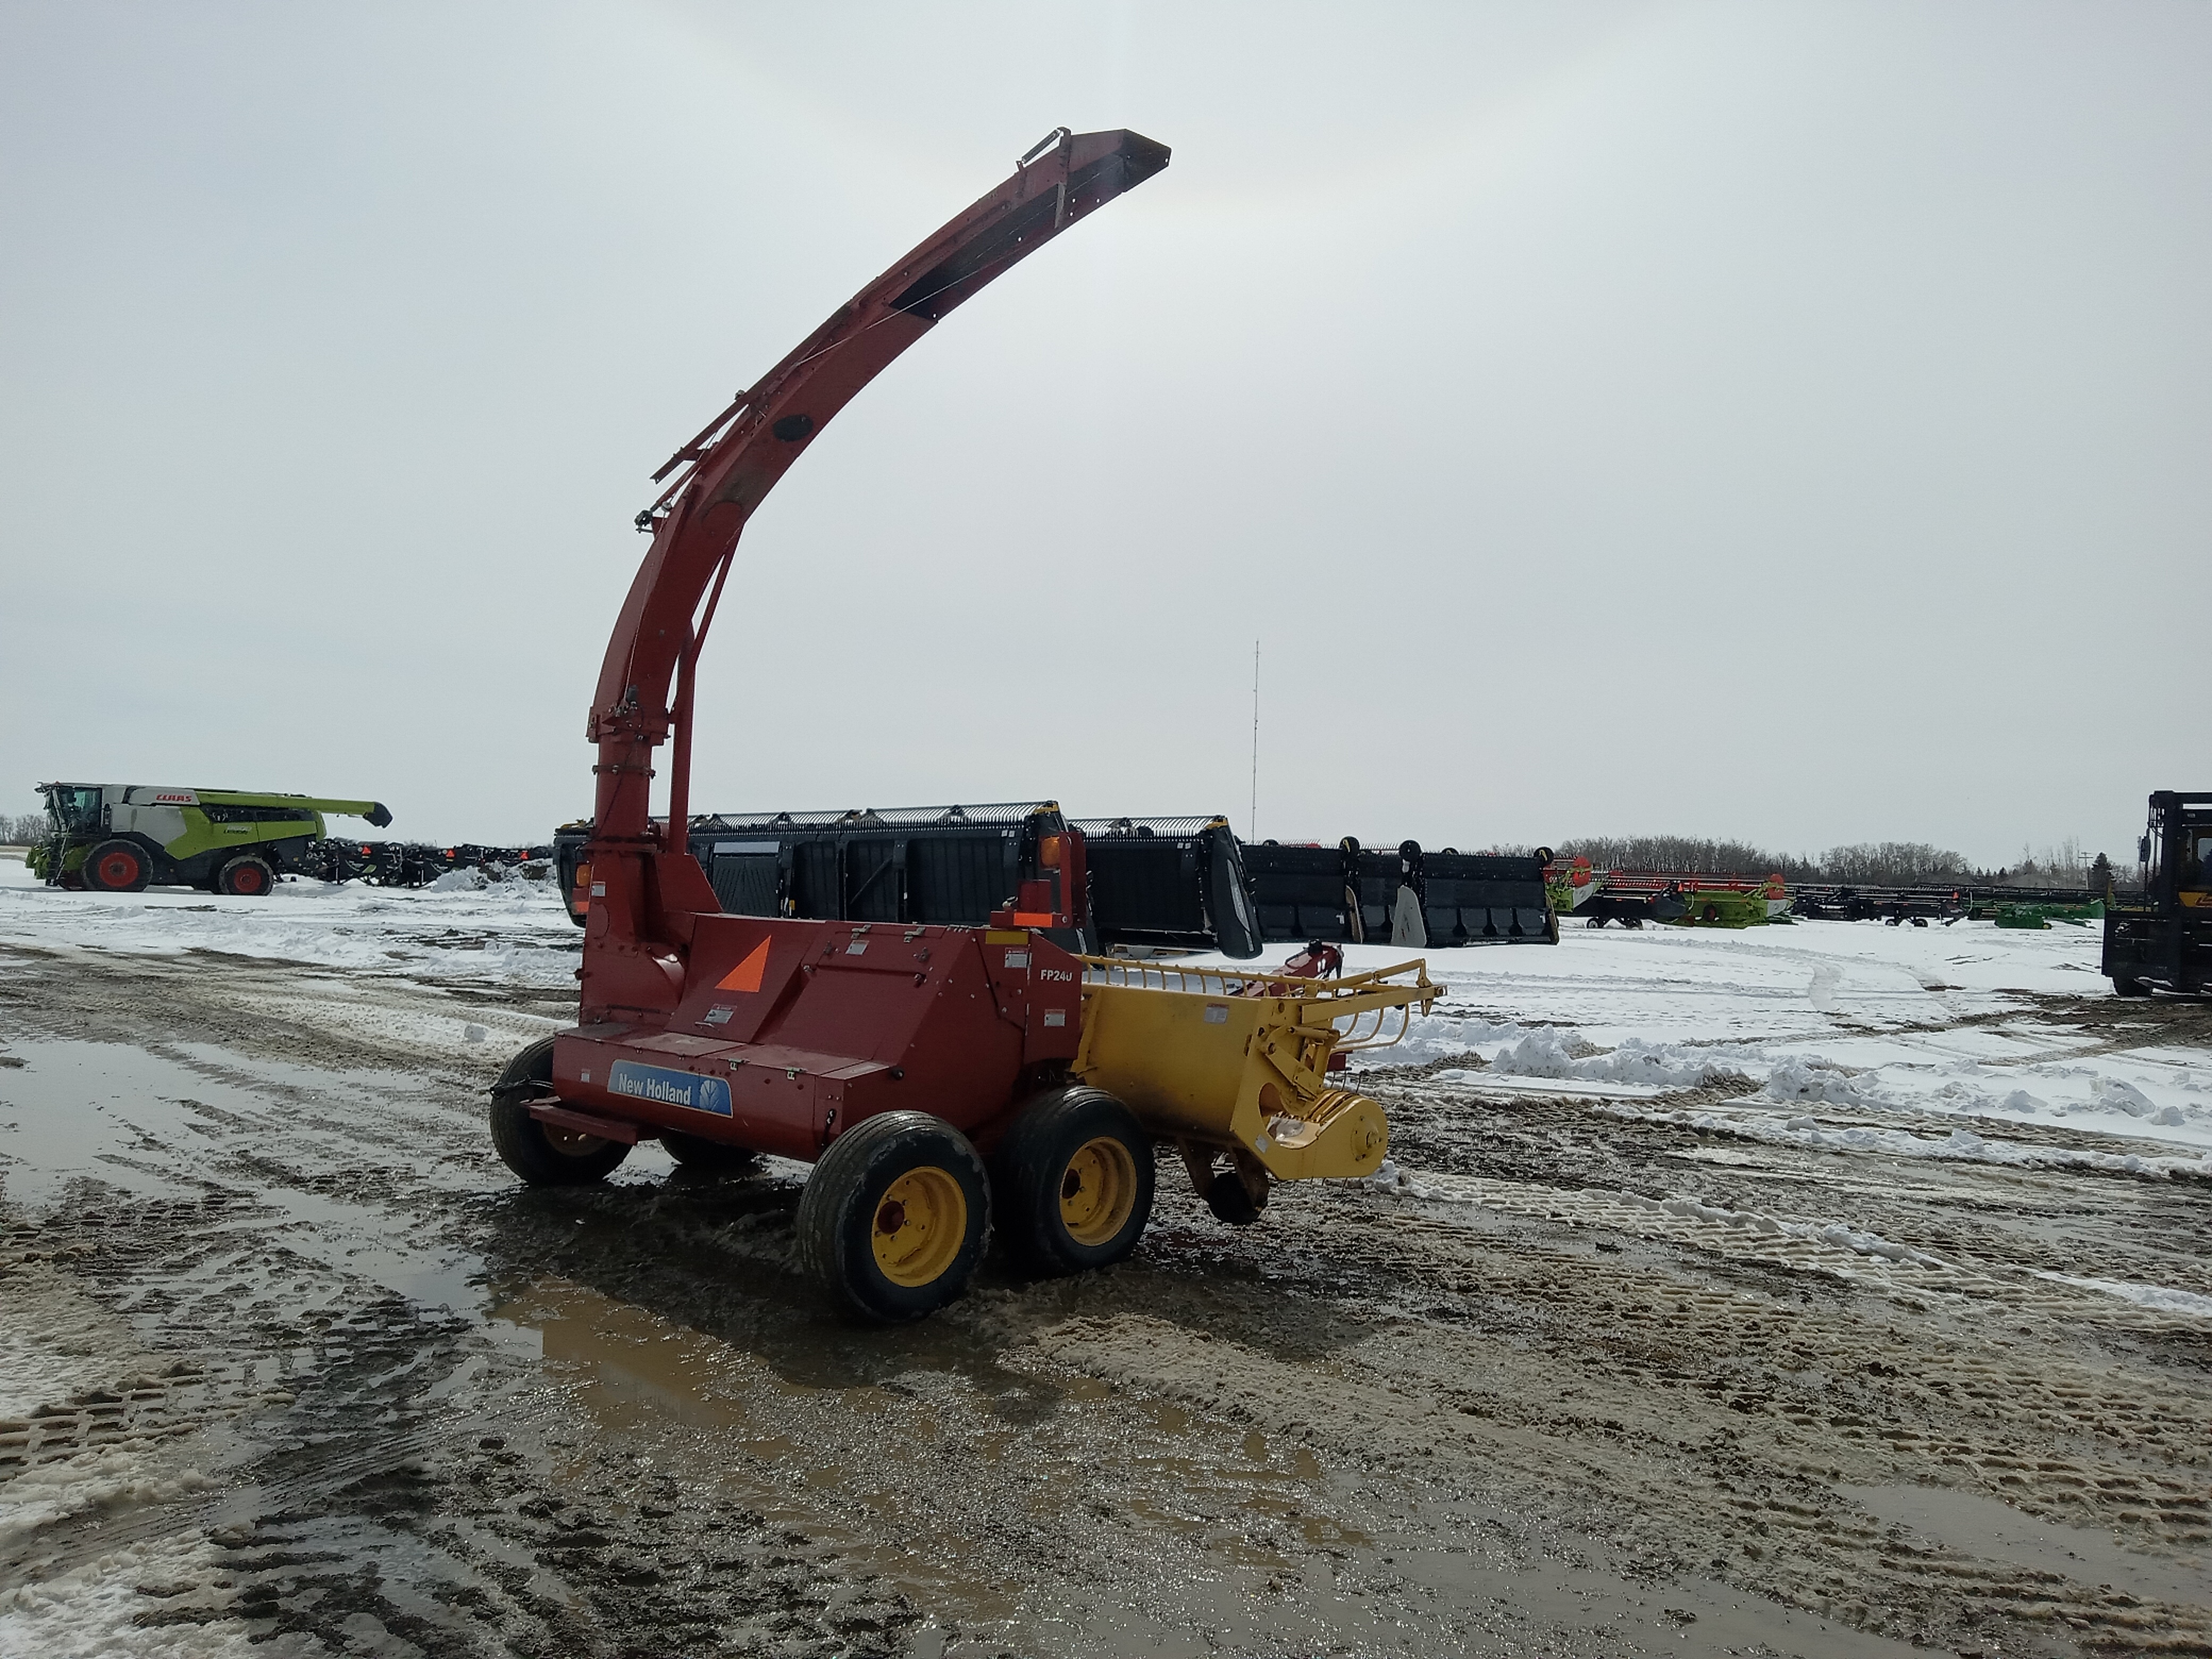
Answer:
490, 129, 1442, 1322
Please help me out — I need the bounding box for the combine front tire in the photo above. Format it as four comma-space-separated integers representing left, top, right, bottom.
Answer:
217, 856, 276, 896
991, 1086, 1154, 1276
797, 1111, 988, 1322
663, 1129, 762, 1177
83, 840, 151, 893
488, 1035, 629, 1185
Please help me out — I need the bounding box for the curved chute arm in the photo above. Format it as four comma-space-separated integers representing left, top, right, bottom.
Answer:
589, 128, 1169, 843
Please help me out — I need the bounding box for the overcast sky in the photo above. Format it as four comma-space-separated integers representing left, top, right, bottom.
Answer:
3, 3, 2204, 866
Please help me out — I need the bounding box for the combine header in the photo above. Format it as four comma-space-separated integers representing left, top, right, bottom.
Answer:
1072, 815, 1261, 957
1239, 838, 1557, 946
488, 129, 1439, 1321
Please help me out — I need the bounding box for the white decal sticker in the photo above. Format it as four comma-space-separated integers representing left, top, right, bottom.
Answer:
1203, 1004, 1229, 1024
1004, 950, 1029, 968
846, 940, 868, 956
1043, 1009, 1066, 1027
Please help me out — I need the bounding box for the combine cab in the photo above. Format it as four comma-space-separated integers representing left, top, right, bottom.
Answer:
28, 782, 391, 895
2105, 791, 2212, 995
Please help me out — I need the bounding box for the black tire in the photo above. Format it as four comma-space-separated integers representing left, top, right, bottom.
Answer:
1585, 915, 1606, 929
83, 839, 152, 893
990, 1085, 1155, 1277
217, 854, 276, 896
1205, 1170, 1266, 1227
796, 1111, 988, 1322
2112, 977, 2151, 999
662, 1128, 763, 1176
487, 1035, 629, 1185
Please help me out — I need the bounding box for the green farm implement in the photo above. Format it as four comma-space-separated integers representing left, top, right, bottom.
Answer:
28, 782, 392, 895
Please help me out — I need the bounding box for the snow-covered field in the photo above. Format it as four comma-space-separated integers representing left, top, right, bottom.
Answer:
5, 851, 2208, 1180
0, 852, 581, 988
1208, 917, 2212, 1177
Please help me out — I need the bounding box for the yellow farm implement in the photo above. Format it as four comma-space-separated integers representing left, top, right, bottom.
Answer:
1074, 957, 1441, 1223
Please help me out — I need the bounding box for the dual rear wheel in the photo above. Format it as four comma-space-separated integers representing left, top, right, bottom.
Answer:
796, 1087, 1154, 1322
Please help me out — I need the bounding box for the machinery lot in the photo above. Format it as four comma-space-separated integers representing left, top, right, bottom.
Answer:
2, 865, 2208, 1658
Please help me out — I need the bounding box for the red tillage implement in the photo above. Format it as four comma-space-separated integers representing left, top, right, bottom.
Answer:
489, 130, 1437, 1321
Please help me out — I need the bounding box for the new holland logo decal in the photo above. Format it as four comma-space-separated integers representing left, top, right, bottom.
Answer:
606, 1060, 732, 1118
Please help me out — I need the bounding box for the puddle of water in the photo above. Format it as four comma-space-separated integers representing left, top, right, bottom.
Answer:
0, 1037, 264, 1205
490, 1275, 1396, 1640
491, 1274, 1930, 1656
0, 1036, 490, 1313
1847, 1483, 2209, 1609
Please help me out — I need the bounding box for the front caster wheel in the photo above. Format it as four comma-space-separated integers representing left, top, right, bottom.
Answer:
2112, 977, 2151, 998
1205, 1171, 1266, 1226
991, 1085, 1154, 1276
797, 1111, 988, 1322
487, 1035, 629, 1185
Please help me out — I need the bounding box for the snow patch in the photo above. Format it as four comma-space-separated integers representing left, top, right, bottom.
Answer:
2032, 1273, 2212, 1319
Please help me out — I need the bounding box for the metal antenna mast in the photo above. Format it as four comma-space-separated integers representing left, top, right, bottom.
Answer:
1250, 638, 1260, 842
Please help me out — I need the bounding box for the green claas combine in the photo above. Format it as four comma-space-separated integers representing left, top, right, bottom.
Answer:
28, 782, 392, 895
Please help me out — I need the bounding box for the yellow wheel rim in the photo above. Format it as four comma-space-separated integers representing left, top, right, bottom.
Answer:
870, 1166, 968, 1288
1058, 1135, 1138, 1247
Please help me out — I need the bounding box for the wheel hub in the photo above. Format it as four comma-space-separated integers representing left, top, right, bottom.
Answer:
870, 1167, 966, 1287
1059, 1136, 1137, 1246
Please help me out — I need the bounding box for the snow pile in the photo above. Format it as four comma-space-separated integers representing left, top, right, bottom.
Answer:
0, 1535, 253, 1658
1759, 1056, 1879, 1109
2032, 1273, 2212, 1319
1377, 1011, 1531, 1067
0, 1446, 216, 1553
1493, 1031, 1750, 1091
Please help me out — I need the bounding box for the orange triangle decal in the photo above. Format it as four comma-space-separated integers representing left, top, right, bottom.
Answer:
716, 938, 771, 994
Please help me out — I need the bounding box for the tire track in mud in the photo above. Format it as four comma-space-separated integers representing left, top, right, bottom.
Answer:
4, 943, 2211, 1656
0, 957, 927, 1657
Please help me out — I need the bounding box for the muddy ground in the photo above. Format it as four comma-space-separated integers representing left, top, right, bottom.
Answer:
1, 939, 2207, 1658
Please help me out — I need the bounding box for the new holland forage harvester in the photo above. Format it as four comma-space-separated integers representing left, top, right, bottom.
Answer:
489, 129, 1439, 1320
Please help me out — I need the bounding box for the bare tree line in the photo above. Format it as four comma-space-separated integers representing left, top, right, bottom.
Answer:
1492, 834, 2108, 887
